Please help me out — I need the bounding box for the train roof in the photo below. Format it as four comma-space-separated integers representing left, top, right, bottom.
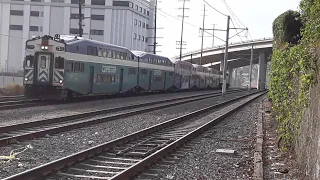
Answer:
59, 35, 131, 51
131, 51, 173, 62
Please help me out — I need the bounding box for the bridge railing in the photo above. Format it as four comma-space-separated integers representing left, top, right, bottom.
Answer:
174, 37, 273, 59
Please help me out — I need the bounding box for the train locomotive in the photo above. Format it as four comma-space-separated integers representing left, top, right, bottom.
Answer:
23, 34, 230, 100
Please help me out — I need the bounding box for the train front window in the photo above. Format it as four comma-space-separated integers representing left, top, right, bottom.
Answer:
55, 56, 64, 69
40, 56, 46, 68
25, 55, 34, 67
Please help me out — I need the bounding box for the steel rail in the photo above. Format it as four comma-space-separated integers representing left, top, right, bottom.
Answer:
0, 89, 243, 146
0, 95, 26, 102
3, 90, 266, 180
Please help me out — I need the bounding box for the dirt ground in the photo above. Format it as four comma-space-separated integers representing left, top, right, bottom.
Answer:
262, 99, 302, 180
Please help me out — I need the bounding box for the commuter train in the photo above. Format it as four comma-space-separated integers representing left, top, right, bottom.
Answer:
23, 34, 230, 100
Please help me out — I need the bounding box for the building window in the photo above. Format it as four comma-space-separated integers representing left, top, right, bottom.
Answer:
142, 36, 144, 41
9, 25, 23, 31
143, 22, 145, 28
30, 0, 42, 2
70, 28, 79, 34
138, 35, 140, 40
91, 0, 105, 5
113, 1, 129, 6
10, 10, 23, 16
129, 2, 133, 8
134, 19, 137, 25
139, 21, 141, 27
51, 0, 64, 2
90, 29, 104, 35
144, 9, 146, 14
71, 0, 84, 4
134, 33, 137, 39
29, 26, 39, 31
135, 5, 138, 10
147, 11, 149, 16
30, 11, 39, 17
91, 14, 104, 20
146, 24, 149, 29
145, 37, 148, 43
70, 13, 84, 19
139, 7, 142, 12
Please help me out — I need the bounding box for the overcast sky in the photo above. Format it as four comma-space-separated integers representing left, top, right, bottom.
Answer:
155, 0, 301, 58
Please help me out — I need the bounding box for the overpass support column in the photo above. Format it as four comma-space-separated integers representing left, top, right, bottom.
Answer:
228, 67, 233, 87
258, 52, 267, 90
220, 59, 224, 72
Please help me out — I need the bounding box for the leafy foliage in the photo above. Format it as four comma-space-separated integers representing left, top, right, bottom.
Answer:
272, 10, 303, 47
269, 0, 320, 151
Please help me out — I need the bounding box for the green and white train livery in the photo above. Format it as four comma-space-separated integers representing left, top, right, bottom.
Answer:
23, 34, 229, 100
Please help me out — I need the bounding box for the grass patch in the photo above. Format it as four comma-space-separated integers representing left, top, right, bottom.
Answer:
0, 84, 24, 96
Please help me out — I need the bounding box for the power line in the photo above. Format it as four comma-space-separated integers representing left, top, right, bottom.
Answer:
221, 0, 246, 28
203, 0, 228, 17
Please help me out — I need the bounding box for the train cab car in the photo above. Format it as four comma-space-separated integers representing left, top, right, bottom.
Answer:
132, 51, 174, 92
173, 60, 193, 90
24, 34, 138, 100
24, 35, 67, 99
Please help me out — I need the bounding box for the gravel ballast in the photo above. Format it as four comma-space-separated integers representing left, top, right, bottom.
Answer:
0, 90, 253, 179
135, 96, 262, 180
0, 89, 225, 126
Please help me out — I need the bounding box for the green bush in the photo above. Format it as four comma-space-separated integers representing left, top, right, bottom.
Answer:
269, 0, 320, 151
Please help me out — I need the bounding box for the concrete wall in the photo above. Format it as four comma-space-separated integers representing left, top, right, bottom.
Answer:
295, 49, 320, 179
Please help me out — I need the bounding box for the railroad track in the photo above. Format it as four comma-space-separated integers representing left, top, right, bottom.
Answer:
0, 89, 243, 111
0, 99, 51, 110
0, 89, 244, 146
3, 90, 266, 180
0, 95, 26, 102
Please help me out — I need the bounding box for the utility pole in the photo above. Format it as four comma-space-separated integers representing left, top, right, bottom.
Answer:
153, 0, 158, 54
212, 24, 216, 47
78, 0, 84, 37
222, 15, 230, 96
148, 0, 162, 54
200, 4, 206, 65
249, 45, 253, 90
178, 0, 189, 61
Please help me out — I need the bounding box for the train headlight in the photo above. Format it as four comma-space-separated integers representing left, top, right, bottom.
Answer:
59, 80, 63, 84
25, 77, 28, 81
41, 46, 48, 50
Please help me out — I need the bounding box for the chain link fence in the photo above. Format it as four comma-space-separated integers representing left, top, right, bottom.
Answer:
0, 69, 23, 88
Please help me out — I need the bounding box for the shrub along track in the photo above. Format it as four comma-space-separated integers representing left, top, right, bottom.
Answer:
3, 90, 266, 180
0, 89, 243, 146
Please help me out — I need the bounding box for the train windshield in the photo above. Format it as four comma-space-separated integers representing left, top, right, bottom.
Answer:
55, 56, 65, 69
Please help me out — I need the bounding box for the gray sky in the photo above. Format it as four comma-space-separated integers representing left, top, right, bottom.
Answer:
155, 0, 301, 58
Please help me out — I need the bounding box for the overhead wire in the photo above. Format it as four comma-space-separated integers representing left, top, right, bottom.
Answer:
203, 0, 228, 17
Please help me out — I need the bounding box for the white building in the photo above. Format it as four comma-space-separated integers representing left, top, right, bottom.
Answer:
0, 0, 155, 71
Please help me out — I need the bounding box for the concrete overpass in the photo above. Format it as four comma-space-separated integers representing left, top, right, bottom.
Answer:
173, 38, 273, 89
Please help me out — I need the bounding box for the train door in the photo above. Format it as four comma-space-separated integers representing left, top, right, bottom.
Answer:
148, 71, 152, 90
88, 66, 94, 94
164, 72, 167, 90
119, 69, 124, 92
37, 54, 51, 83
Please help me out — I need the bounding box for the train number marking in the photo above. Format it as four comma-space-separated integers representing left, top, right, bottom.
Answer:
154, 70, 162, 76
102, 66, 117, 73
